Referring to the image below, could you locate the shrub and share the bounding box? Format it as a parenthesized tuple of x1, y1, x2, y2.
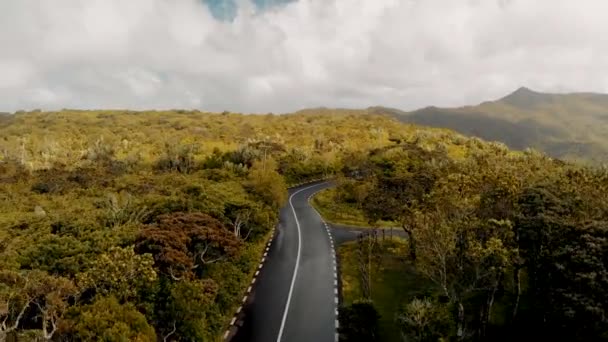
(338, 300, 381, 342)
(396, 298, 453, 342)
(61, 296, 156, 341)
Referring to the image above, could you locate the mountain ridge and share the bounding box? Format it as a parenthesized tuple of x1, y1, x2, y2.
(373, 87, 608, 163)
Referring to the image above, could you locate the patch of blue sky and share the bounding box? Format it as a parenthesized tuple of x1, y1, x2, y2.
(203, 0, 295, 20)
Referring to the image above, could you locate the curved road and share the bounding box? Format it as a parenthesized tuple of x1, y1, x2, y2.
(234, 181, 338, 342)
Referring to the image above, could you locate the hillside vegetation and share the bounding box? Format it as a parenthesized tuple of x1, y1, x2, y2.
(328, 138, 608, 341)
(374, 87, 608, 163)
(2, 109, 606, 341)
(0, 109, 466, 341)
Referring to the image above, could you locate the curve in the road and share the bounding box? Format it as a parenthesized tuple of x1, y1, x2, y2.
(232, 181, 338, 342)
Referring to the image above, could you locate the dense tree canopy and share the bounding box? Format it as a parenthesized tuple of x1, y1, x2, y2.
(2, 108, 604, 340)
(0, 109, 454, 340)
(330, 137, 608, 341)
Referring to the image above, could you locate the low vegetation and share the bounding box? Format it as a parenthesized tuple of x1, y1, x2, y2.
(312, 188, 395, 228)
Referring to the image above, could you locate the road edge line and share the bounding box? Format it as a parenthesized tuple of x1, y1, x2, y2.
(310, 193, 341, 342)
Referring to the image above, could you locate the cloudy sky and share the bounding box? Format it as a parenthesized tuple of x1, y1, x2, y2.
(1, 0, 607, 113)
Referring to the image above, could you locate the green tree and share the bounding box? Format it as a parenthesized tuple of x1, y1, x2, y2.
(516, 185, 608, 340)
(0, 270, 35, 342)
(77, 246, 157, 302)
(33, 274, 78, 341)
(1, 270, 77, 342)
(63, 296, 156, 341)
(246, 159, 287, 210)
(153, 279, 220, 341)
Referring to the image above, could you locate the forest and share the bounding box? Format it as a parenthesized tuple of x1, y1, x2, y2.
(1, 109, 606, 341)
(323, 135, 608, 341)
(0, 109, 424, 341)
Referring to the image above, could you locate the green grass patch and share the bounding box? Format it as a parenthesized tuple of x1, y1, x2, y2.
(339, 238, 434, 342)
(311, 188, 396, 228)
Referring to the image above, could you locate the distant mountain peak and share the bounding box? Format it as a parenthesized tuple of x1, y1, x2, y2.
(499, 86, 551, 108)
(507, 86, 537, 96)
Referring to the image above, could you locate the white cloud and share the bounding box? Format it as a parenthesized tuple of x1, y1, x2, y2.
(1, 0, 608, 113)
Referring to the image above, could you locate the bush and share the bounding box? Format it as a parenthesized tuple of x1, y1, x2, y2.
(31, 182, 52, 194)
(61, 296, 156, 341)
(396, 298, 453, 342)
(155, 143, 197, 174)
(338, 300, 381, 342)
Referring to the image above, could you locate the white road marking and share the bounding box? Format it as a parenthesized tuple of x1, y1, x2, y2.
(247, 286, 252, 293)
(223, 330, 230, 340)
(230, 317, 236, 325)
(255, 270, 260, 276)
(251, 278, 256, 284)
(276, 183, 324, 342)
(237, 306, 242, 314)
(335, 320, 339, 328)
(242, 296, 247, 303)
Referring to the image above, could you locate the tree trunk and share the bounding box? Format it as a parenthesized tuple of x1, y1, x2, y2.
(402, 225, 416, 261)
(477, 304, 486, 340)
(480, 284, 498, 339)
(512, 265, 521, 321)
(457, 301, 465, 340)
(357, 236, 371, 299)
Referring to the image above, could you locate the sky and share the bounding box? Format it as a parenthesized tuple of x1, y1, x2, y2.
(1, 0, 608, 113)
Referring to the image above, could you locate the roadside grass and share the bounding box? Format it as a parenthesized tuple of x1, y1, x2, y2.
(339, 238, 435, 342)
(311, 188, 396, 228)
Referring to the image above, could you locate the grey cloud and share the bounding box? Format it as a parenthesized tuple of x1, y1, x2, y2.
(1, 0, 608, 113)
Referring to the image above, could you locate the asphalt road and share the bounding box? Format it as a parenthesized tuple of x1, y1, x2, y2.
(233, 181, 338, 342)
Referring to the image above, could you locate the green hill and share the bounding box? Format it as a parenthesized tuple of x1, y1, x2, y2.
(373, 87, 608, 163)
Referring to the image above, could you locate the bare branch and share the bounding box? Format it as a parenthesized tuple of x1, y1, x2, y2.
(243, 227, 253, 241)
(168, 267, 183, 281)
(7, 299, 31, 332)
(163, 321, 177, 342)
(199, 242, 224, 264)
